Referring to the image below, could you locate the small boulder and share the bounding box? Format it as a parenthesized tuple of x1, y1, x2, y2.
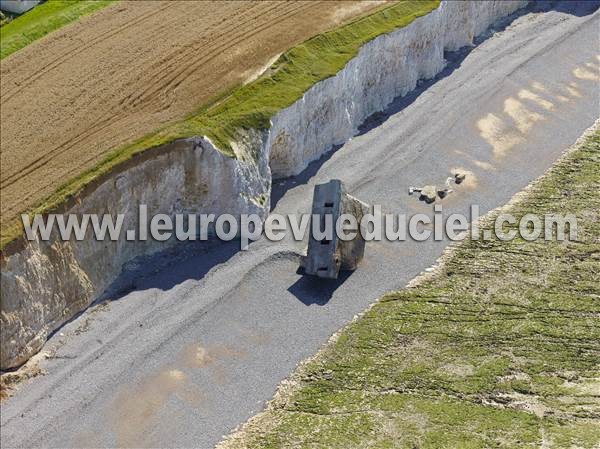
(454, 173, 466, 184)
(437, 188, 453, 199)
(419, 185, 437, 204)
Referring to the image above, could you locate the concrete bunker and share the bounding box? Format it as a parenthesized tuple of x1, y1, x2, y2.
(304, 180, 367, 279)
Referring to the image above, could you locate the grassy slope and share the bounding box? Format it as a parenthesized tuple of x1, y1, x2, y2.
(0, 0, 113, 60)
(221, 130, 600, 449)
(0, 0, 439, 249)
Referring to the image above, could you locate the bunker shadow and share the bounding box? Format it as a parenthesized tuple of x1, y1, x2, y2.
(288, 268, 353, 306)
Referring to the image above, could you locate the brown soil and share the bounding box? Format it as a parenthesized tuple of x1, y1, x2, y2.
(0, 0, 385, 230)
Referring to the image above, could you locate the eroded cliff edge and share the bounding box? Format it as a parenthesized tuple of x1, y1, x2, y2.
(0, 0, 526, 369)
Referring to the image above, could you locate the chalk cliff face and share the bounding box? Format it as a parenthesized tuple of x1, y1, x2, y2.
(1, 135, 269, 369)
(0, 0, 526, 369)
(267, 0, 527, 177)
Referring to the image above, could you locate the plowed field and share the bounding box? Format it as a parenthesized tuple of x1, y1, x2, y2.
(0, 0, 384, 234)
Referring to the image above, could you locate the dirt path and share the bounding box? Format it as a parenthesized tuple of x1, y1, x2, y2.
(0, 0, 384, 229)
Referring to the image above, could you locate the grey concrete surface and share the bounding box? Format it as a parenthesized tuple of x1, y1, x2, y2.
(304, 179, 366, 278)
(1, 2, 599, 448)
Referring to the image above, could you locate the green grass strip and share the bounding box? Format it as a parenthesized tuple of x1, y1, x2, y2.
(1, 0, 113, 60)
(1, 0, 439, 249)
(221, 131, 600, 448)
(191, 0, 440, 152)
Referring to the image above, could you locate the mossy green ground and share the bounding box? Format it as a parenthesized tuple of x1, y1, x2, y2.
(1, 0, 439, 248)
(221, 131, 600, 449)
(0, 0, 113, 60)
